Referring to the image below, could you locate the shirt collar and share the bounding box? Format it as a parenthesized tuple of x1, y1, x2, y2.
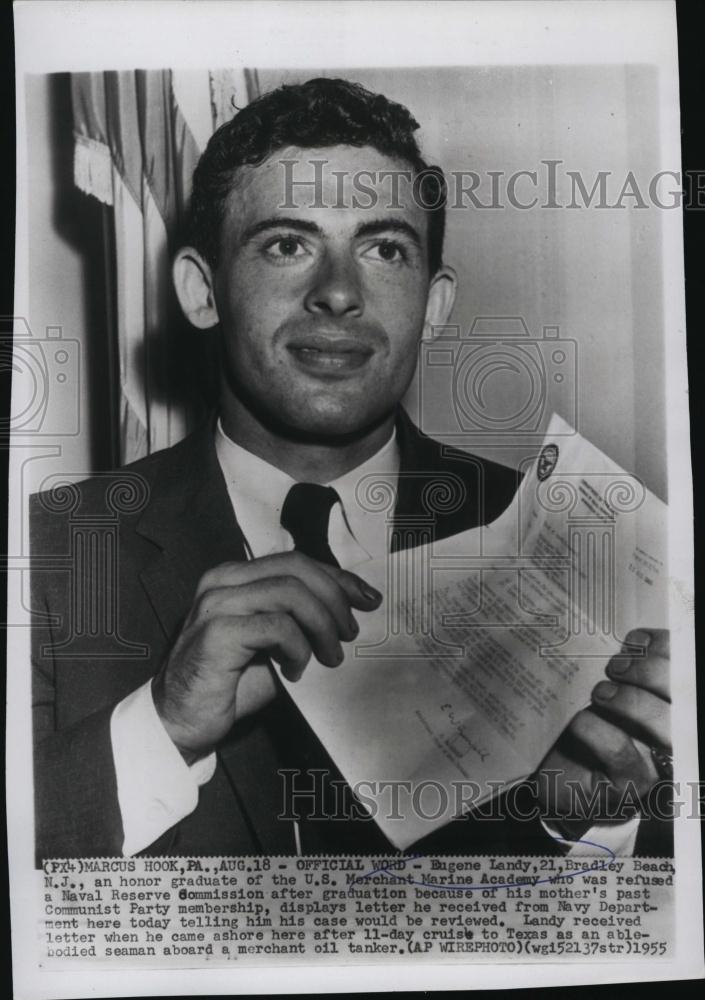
(214, 419, 400, 559)
(328, 431, 399, 554)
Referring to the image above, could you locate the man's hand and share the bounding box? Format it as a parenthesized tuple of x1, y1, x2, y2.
(151, 552, 382, 763)
(537, 628, 671, 836)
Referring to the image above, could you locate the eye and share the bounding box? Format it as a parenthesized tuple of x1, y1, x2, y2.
(363, 240, 408, 264)
(262, 234, 310, 261)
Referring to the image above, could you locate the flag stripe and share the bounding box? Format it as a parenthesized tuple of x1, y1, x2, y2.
(104, 71, 144, 210)
(72, 67, 257, 462)
(172, 70, 214, 152)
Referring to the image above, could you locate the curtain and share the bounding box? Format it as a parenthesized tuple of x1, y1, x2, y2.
(71, 68, 259, 464)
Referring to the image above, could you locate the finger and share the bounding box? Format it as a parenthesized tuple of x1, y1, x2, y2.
(591, 680, 671, 749)
(536, 748, 611, 834)
(605, 650, 670, 700)
(278, 557, 382, 631)
(192, 579, 345, 666)
(233, 660, 279, 719)
(622, 628, 670, 658)
(202, 612, 313, 683)
(314, 559, 384, 609)
(536, 745, 589, 817)
(568, 708, 656, 797)
(193, 557, 353, 636)
(541, 747, 642, 830)
(194, 553, 382, 624)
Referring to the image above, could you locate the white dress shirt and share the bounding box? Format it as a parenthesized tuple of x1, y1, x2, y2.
(111, 421, 639, 857)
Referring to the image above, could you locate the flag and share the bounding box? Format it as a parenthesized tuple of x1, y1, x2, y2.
(71, 68, 259, 464)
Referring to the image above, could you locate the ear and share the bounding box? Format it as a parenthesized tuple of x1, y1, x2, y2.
(172, 247, 220, 329)
(422, 264, 457, 338)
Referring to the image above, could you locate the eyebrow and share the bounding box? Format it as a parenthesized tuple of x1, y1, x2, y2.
(353, 218, 422, 248)
(241, 215, 423, 249)
(241, 217, 322, 242)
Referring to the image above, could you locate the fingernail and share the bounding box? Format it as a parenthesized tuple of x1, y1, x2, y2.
(594, 680, 619, 700)
(335, 643, 345, 664)
(627, 629, 651, 649)
(349, 613, 360, 635)
(608, 656, 630, 675)
(360, 581, 382, 602)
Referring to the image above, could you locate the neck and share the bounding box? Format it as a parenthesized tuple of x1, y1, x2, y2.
(219, 398, 397, 483)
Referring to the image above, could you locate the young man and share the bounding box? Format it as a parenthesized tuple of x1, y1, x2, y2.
(32, 78, 671, 860)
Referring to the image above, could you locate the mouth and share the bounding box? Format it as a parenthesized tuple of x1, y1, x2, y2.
(286, 335, 374, 375)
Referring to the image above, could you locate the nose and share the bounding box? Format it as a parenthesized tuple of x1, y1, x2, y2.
(304, 248, 363, 317)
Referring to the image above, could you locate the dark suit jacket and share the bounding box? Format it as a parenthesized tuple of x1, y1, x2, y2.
(31, 409, 670, 861)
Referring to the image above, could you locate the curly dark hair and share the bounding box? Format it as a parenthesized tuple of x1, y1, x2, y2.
(188, 77, 447, 274)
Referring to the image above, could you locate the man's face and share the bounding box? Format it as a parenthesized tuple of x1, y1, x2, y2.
(208, 144, 452, 440)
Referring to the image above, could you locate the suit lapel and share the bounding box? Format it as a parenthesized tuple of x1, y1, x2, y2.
(393, 407, 481, 548)
(135, 421, 249, 639)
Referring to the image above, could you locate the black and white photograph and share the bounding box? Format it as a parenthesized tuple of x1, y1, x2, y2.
(7, 1, 702, 995)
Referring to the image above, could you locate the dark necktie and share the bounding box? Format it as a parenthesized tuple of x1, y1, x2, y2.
(280, 482, 341, 567)
(278, 482, 382, 852)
